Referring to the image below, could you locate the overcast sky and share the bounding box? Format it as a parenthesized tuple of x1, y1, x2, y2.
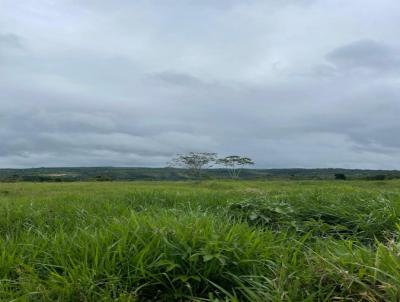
(1, 0, 400, 169)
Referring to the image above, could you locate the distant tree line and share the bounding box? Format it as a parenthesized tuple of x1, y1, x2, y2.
(1, 166, 399, 182)
(334, 173, 388, 181)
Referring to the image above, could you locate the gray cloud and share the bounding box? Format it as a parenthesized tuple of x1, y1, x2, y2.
(0, 0, 400, 168)
(150, 71, 205, 87)
(0, 33, 23, 49)
(326, 39, 400, 74)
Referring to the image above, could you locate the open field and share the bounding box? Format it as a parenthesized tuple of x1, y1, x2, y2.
(1, 180, 400, 301)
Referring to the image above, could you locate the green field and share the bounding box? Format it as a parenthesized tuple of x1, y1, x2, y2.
(1, 180, 400, 301)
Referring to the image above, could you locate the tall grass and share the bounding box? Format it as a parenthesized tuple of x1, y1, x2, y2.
(0, 180, 400, 301)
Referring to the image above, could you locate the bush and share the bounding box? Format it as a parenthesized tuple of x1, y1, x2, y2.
(334, 173, 346, 180)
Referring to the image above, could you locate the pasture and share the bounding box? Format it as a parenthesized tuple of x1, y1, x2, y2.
(1, 180, 400, 301)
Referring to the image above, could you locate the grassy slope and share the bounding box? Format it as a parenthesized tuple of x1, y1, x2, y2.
(0, 180, 400, 301)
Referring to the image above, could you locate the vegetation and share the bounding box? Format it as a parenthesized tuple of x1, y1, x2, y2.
(334, 173, 347, 180)
(1, 180, 400, 301)
(168, 152, 218, 180)
(216, 156, 255, 179)
(2, 167, 400, 182)
(167, 153, 255, 180)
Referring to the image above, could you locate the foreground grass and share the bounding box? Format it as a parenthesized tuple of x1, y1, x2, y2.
(0, 180, 400, 301)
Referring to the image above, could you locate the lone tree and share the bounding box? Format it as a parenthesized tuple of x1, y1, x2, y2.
(168, 152, 217, 180)
(217, 155, 254, 179)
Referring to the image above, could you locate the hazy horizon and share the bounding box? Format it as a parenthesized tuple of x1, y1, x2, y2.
(1, 1, 400, 169)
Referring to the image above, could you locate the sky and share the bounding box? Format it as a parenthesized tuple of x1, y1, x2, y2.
(1, 0, 400, 169)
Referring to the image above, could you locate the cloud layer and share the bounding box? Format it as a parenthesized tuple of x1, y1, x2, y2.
(1, 0, 400, 168)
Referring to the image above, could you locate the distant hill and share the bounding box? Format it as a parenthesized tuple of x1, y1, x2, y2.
(1, 167, 399, 182)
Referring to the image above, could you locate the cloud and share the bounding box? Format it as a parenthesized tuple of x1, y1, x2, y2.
(150, 71, 205, 87)
(0, 33, 23, 49)
(0, 0, 400, 168)
(326, 39, 400, 74)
